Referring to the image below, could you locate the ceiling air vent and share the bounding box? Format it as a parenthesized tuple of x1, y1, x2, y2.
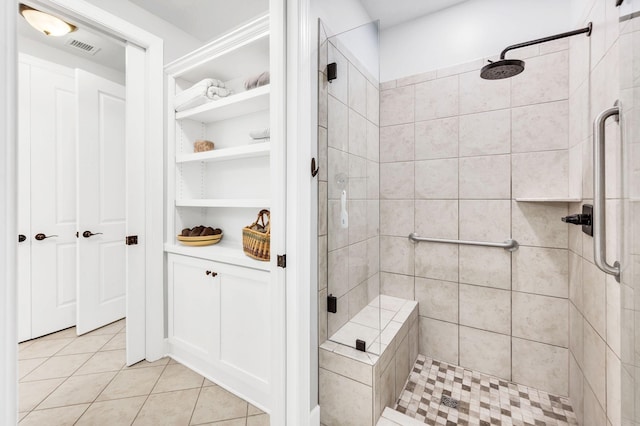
(65, 38, 101, 56)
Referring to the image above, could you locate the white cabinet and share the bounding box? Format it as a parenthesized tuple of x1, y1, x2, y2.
(167, 253, 271, 406)
(163, 10, 285, 417)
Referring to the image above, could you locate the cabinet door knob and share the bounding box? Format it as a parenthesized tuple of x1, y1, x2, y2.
(206, 270, 211, 275)
(211, 272, 218, 278)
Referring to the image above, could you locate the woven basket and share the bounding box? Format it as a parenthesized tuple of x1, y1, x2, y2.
(242, 209, 270, 261)
(194, 139, 214, 152)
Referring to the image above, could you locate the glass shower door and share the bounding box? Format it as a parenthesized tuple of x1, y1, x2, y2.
(319, 20, 383, 353)
(620, 1, 640, 423)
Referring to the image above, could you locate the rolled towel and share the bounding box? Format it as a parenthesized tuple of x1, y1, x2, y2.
(206, 86, 231, 99)
(174, 78, 225, 111)
(249, 128, 270, 140)
(244, 71, 270, 90)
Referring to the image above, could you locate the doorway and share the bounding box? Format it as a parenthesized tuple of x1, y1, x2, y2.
(1, 0, 164, 423)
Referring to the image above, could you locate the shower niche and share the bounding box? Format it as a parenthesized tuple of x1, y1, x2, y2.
(317, 19, 418, 425)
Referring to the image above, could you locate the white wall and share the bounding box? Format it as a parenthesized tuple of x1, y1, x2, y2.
(83, 0, 201, 63)
(312, 0, 372, 37)
(380, 0, 572, 81)
(18, 37, 125, 84)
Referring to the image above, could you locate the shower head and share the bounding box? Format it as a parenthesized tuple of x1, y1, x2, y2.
(480, 59, 525, 80)
(480, 22, 592, 80)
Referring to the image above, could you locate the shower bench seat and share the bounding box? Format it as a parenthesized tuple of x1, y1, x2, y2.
(319, 295, 419, 426)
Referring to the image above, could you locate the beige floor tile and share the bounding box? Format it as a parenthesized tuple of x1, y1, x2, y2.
(152, 363, 204, 393)
(126, 356, 170, 369)
(198, 419, 247, 426)
(18, 358, 47, 380)
(19, 404, 89, 426)
(203, 379, 217, 387)
(191, 386, 248, 425)
(75, 395, 146, 425)
(18, 338, 74, 360)
(75, 349, 126, 375)
(102, 333, 126, 351)
(22, 353, 92, 382)
(39, 327, 78, 340)
(18, 378, 65, 412)
(56, 334, 113, 355)
(247, 404, 264, 416)
(247, 414, 270, 426)
(18, 411, 29, 421)
(97, 366, 165, 401)
(85, 319, 126, 336)
(38, 371, 116, 409)
(133, 388, 200, 425)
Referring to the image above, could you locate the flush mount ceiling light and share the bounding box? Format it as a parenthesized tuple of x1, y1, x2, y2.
(19, 4, 77, 36)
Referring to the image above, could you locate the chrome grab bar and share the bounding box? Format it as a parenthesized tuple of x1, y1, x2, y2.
(593, 102, 621, 282)
(408, 233, 519, 252)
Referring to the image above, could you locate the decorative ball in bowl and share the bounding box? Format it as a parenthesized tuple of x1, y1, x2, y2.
(177, 226, 223, 246)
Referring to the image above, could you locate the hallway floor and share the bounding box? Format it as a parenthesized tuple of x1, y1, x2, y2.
(395, 355, 577, 426)
(18, 319, 269, 425)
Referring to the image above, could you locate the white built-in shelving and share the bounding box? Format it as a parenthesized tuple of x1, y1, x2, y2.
(175, 85, 270, 122)
(175, 198, 271, 208)
(164, 241, 269, 271)
(176, 141, 270, 163)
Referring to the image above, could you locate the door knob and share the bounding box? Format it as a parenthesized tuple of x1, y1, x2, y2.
(82, 230, 103, 238)
(35, 233, 58, 241)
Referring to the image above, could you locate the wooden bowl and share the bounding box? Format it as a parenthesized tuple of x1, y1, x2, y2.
(177, 233, 223, 246)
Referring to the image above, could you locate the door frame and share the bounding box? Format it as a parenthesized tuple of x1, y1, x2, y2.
(0, 0, 164, 422)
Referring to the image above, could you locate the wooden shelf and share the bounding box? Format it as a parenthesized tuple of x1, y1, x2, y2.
(176, 142, 270, 164)
(165, 241, 270, 271)
(176, 198, 271, 208)
(515, 198, 582, 203)
(176, 85, 270, 123)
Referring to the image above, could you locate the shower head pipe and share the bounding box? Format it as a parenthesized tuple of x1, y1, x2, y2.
(499, 22, 592, 60)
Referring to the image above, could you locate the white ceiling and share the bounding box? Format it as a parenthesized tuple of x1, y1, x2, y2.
(17, 7, 125, 72)
(129, 0, 269, 42)
(360, 0, 470, 28)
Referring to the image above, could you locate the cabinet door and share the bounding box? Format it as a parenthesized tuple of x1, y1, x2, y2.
(218, 265, 270, 383)
(168, 255, 217, 358)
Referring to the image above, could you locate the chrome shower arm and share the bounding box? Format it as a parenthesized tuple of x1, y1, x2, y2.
(499, 22, 592, 59)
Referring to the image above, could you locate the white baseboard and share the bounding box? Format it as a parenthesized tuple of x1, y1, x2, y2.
(309, 405, 320, 426)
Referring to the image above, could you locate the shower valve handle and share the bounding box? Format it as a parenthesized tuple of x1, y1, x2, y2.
(561, 213, 591, 226)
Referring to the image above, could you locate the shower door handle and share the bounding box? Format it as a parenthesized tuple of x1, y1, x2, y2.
(593, 102, 620, 282)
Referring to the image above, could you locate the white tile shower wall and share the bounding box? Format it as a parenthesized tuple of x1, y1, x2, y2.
(379, 38, 574, 397)
(319, 35, 381, 342)
(567, 1, 626, 426)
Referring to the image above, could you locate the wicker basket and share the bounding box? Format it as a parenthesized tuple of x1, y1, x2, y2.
(242, 209, 270, 261)
(194, 139, 214, 152)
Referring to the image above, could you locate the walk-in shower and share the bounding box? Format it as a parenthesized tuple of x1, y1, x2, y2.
(480, 22, 592, 80)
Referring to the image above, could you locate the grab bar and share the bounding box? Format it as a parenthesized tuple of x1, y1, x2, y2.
(593, 102, 621, 282)
(408, 233, 519, 252)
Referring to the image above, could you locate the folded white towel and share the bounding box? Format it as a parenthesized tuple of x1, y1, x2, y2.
(174, 78, 226, 111)
(249, 128, 270, 139)
(206, 86, 231, 99)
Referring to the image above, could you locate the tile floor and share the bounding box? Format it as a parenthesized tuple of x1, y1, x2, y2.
(395, 355, 577, 426)
(18, 319, 270, 425)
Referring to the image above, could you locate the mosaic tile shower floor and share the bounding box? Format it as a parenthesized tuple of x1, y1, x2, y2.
(395, 355, 578, 426)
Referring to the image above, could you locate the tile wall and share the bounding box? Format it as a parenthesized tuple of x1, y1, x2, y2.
(378, 38, 574, 396)
(567, 1, 627, 425)
(318, 26, 381, 344)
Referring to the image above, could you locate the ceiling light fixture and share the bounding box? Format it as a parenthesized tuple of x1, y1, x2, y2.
(19, 4, 77, 36)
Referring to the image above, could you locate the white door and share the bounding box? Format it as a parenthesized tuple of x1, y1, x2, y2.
(28, 62, 78, 338)
(76, 69, 126, 335)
